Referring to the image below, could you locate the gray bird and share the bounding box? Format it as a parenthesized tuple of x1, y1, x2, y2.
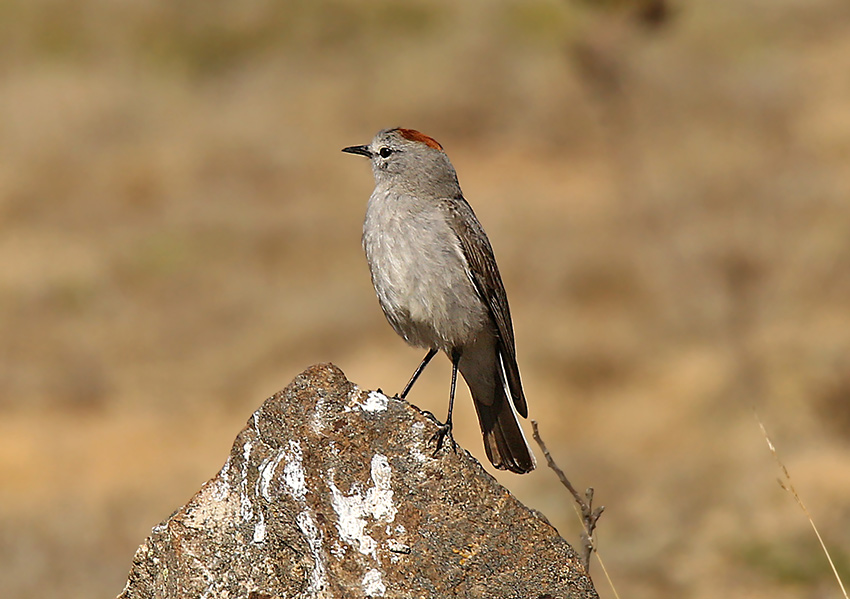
(343, 128, 535, 474)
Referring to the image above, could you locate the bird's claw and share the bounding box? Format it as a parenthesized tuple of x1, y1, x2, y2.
(430, 422, 456, 457)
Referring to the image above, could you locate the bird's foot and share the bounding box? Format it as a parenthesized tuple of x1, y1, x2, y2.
(430, 421, 456, 457)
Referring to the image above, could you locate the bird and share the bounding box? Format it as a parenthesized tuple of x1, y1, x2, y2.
(342, 127, 535, 474)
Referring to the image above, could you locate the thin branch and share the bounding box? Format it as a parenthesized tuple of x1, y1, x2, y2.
(531, 420, 605, 572)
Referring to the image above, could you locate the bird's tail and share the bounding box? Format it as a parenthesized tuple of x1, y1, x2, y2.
(459, 340, 535, 474)
(471, 383, 536, 474)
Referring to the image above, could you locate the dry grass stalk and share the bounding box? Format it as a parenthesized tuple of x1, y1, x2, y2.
(755, 412, 848, 599)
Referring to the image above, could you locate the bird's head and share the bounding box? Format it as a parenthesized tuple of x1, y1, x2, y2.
(343, 128, 460, 198)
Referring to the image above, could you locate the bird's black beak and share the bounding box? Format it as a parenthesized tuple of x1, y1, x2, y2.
(341, 145, 372, 158)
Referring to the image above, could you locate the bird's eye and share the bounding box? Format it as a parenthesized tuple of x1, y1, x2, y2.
(379, 147, 392, 158)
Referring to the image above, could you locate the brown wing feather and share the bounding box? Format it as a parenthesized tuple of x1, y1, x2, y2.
(441, 197, 528, 418)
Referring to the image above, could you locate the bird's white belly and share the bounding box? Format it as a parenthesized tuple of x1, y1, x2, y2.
(363, 197, 488, 352)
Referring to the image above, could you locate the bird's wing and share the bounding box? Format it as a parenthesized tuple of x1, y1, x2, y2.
(441, 197, 528, 418)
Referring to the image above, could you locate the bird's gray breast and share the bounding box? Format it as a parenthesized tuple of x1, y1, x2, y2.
(362, 189, 489, 351)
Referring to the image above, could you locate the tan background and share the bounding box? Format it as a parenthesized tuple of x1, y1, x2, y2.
(1, 1, 849, 597)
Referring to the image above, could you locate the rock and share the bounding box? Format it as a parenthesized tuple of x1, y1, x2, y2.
(118, 363, 598, 599)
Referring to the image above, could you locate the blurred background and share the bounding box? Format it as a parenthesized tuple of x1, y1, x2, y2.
(1, 0, 849, 597)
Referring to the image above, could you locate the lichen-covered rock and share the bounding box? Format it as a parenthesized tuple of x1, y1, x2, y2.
(118, 363, 597, 599)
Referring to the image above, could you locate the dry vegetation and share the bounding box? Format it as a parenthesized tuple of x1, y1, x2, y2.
(1, 1, 849, 597)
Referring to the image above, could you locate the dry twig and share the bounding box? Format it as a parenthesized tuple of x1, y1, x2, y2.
(531, 420, 614, 594)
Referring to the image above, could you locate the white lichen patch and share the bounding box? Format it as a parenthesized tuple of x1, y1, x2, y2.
(240, 441, 254, 521)
(362, 391, 389, 412)
(257, 440, 307, 504)
(329, 479, 377, 557)
(345, 388, 389, 413)
(253, 511, 266, 544)
(258, 451, 285, 502)
(296, 511, 327, 594)
(329, 453, 397, 559)
(365, 455, 397, 522)
(283, 441, 306, 502)
(362, 568, 386, 597)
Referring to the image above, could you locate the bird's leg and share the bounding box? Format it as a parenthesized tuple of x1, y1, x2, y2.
(398, 348, 438, 399)
(432, 349, 461, 455)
